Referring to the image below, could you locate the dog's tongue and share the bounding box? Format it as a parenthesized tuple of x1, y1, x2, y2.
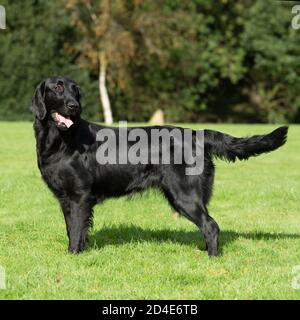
(53, 112, 73, 128)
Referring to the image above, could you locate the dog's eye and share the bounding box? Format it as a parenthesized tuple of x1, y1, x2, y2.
(54, 84, 64, 93)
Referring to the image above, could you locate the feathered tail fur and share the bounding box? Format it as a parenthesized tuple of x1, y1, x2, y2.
(204, 126, 288, 162)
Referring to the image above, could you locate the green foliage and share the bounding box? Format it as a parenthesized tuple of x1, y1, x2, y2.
(0, 0, 100, 121)
(241, 0, 300, 123)
(0, 0, 299, 123)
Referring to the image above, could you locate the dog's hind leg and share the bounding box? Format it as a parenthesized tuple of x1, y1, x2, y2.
(197, 207, 220, 256)
(163, 187, 219, 256)
(183, 205, 219, 256)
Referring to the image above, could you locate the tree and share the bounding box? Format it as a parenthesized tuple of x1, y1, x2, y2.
(64, 0, 139, 124)
(0, 1, 70, 120)
(241, 0, 300, 123)
(0, 0, 98, 121)
(1, 0, 300, 123)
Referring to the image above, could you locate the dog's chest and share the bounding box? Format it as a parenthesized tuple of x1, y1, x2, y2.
(39, 154, 92, 197)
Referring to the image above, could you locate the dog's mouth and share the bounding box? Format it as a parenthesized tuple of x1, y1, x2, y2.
(51, 112, 74, 130)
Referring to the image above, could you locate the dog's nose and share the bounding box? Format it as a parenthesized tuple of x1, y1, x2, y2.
(67, 104, 79, 111)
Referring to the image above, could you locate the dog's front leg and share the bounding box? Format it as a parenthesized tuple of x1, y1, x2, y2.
(60, 196, 93, 253)
(69, 200, 93, 253)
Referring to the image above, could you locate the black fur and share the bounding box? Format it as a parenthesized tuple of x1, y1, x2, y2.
(32, 77, 288, 256)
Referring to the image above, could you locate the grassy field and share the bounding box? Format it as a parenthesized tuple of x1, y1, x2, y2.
(0, 122, 299, 300)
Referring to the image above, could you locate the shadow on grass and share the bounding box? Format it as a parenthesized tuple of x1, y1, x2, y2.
(90, 224, 300, 253)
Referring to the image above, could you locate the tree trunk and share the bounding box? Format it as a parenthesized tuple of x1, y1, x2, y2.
(99, 51, 113, 125)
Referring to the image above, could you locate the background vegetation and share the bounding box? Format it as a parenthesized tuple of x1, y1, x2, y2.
(1, 0, 300, 123)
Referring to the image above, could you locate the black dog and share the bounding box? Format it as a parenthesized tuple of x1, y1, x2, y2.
(32, 76, 288, 256)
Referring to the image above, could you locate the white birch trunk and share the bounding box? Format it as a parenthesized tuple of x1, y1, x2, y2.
(99, 52, 113, 125)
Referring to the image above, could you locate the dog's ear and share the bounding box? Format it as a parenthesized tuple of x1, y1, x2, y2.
(76, 84, 82, 101)
(31, 81, 47, 120)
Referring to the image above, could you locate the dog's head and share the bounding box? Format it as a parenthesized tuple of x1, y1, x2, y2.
(31, 77, 82, 130)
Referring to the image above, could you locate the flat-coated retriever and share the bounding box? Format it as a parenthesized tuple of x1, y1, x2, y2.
(32, 76, 288, 256)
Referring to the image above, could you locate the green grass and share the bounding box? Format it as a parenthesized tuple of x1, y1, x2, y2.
(0, 122, 300, 299)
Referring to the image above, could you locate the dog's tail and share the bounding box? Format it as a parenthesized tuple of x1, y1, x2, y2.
(204, 126, 288, 162)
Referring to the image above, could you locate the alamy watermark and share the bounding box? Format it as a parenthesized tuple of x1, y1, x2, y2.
(95, 121, 204, 176)
(291, 265, 300, 289)
(0, 5, 5, 30)
(291, 5, 300, 30)
(0, 266, 5, 289)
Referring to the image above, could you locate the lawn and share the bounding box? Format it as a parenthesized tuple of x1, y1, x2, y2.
(0, 122, 299, 300)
